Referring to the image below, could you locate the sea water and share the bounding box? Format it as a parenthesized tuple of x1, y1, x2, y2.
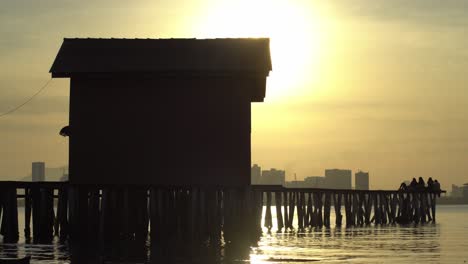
(1, 205, 467, 263)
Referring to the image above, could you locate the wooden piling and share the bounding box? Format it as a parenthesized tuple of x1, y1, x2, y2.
(390, 194, 398, 224)
(313, 192, 323, 228)
(352, 193, 358, 226)
(24, 187, 32, 240)
(275, 191, 284, 232)
(357, 193, 364, 226)
(264, 191, 273, 232)
(1, 187, 19, 243)
(253, 190, 263, 235)
(344, 193, 351, 226)
(300, 192, 307, 229)
(297, 192, 304, 231)
(364, 194, 372, 225)
(381, 193, 388, 224)
(56, 186, 68, 242)
(283, 191, 289, 231)
(306, 193, 313, 228)
(287, 192, 295, 230)
(373, 193, 380, 225)
(324, 192, 331, 228)
(333, 192, 343, 227)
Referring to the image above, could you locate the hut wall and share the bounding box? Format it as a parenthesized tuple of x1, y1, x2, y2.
(69, 75, 261, 186)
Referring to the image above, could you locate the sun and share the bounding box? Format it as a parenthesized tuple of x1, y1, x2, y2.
(195, 0, 324, 100)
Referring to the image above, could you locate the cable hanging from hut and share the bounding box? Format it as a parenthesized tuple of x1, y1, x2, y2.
(0, 78, 53, 118)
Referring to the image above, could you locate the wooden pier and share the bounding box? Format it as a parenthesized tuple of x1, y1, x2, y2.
(0, 181, 445, 244)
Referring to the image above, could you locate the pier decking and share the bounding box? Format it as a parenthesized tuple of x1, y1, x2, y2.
(0, 181, 445, 244)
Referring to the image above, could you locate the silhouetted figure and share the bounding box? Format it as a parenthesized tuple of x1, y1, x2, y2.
(399, 182, 407, 191)
(433, 180, 441, 196)
(416, 177, 426, 191)
(427, 177, 434, 190)
(408, 178, 417, 191)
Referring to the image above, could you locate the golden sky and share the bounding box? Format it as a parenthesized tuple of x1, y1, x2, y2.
(1, 0, 468, 188)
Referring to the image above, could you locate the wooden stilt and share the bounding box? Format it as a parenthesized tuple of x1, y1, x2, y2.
(314, 192, 323, 228)
(324, 192, 331, 228)
(373, 193, 379, 224)
(333, 192, 343, 227)
(254, 190, 263, 235)
(288, 192, 295, 230)
(275, 191, 284, 232)
(283, 191, 289, 231)
(352, 193, 358, 226)
(306, 193, 313, 228)
(364, 193, 372, 225)
(297, 192, 304, 231)
(24, 188, 32, 240)
(264, 192, 273, 232)
(57, 186, 68, 242)
(344, 193, 352, 226)
(357, 193, 364, 226)
(1, 187, 19, 243)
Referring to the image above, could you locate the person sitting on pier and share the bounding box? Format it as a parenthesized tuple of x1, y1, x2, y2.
(408, 178, 418, 191)
(399, 182, 408, 191)
(416, 177, 426, 191)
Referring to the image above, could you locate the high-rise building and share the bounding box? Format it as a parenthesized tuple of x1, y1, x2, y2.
(251, 164, 261, 185)
(324, 169, 352, 189)
(355, 171, 369, 190)
(261, 168, 285, 186)
(32, 162, 45, 182)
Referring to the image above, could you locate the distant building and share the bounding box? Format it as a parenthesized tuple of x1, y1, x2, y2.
(463, 184, 468, 199)
(325, 169, 352, 189)
(355, 171, 369, 190)
(285, 180, 303, 188)
(451, 184, 464, 197)
(46, 166, 68, 181)
(304, 176, 326, 188)
(261, 168, 285, 186)
(251, 164, 261, 185)
(32, 162, 45, 182)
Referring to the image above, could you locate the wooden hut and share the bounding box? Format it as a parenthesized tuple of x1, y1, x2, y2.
(50, 38, 271, 186)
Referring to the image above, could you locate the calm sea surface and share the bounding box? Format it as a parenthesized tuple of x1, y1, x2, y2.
(1, 205, 468, 263)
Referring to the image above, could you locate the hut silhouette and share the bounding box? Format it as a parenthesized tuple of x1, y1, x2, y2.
(50, 38, 272, 186)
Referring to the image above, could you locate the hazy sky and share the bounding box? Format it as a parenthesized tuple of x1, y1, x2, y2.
(1, 0, 468, 189)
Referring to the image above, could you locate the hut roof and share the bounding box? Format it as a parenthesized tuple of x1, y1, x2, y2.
(50, 38, 272, 77)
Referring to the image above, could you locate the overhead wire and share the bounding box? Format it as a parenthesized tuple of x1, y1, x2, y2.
(0, 78, 53, 118)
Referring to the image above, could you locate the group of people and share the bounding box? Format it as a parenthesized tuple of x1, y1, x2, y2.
(399, 177, 441, 192)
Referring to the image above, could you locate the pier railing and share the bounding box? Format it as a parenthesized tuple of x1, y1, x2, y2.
(0, 181, 445, 244)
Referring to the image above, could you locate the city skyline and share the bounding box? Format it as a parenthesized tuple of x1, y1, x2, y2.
(8, 160, 468, 190)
